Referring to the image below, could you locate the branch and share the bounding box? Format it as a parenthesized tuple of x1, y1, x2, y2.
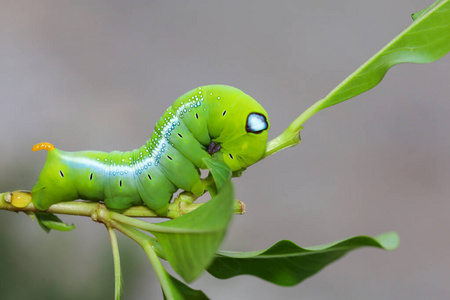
(0, 191, 246, 219)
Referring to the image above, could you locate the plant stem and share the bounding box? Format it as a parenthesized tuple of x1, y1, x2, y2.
(0, 192, 245, 219)
(92, 205, 164, 257)
(140, 242, 175, 300)
(109, 211, 202, 234)
(262, 97, 328, 159)
(106, 225, 123, 300)
(107, 219, 173, 298)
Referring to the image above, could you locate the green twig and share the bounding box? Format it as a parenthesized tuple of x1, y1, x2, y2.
(262, 97, 329, 159)
(106, 225, 123, 300)
(94, 206, 166, 259)
(105, 219, 172, 298)
(0, 192, 245, 219)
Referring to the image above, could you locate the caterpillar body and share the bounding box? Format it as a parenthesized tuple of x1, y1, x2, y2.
(31, 85, 270, 216)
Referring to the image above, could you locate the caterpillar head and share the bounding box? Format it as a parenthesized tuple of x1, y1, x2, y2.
(207, 88, 270, 171)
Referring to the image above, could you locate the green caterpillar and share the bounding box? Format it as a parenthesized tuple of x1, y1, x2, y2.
(31, 85, 270, 215)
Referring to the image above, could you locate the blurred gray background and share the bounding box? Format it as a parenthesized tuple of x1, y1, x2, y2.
(1, 0, 449, 299)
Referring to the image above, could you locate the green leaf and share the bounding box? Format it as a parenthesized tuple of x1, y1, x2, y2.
(149, 177, 234, 282)
(34, 212, 75, 233)
(207, 232, 399, 286)
(163, 272, 209, 300)
(280, 0, 450, 140)
(202, 157, 231, 190)
(320, 0, 450, 110)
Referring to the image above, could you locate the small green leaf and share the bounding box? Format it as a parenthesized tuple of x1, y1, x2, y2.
(411, 8, 428, 21)
(207, 232, 399, 286)
(411, 0, 443, 21)
(150, 179, 234, 282)
(163, 272, 209, 300)
(202, 157, 231, 190)
(34, 212, 75, 233)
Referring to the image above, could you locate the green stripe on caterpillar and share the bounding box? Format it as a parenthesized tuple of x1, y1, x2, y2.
(31, 85, 270, 216)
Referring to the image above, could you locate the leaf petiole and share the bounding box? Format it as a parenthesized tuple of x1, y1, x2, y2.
(106, 225, 123, 300)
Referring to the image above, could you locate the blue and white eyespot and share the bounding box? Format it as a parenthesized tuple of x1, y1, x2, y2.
(246, 113, 268, 134)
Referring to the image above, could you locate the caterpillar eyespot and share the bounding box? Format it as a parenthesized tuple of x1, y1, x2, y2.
(31, 85, 270, 216)
(246, 112, 269, 134)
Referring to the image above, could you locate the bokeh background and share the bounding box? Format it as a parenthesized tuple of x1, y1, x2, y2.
(1, 0, 449, 299)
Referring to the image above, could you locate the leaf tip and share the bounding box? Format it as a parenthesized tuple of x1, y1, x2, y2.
(374, 231, 400, 251)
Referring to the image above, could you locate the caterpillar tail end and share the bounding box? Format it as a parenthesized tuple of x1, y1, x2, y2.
(32, 142, 55, 152)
